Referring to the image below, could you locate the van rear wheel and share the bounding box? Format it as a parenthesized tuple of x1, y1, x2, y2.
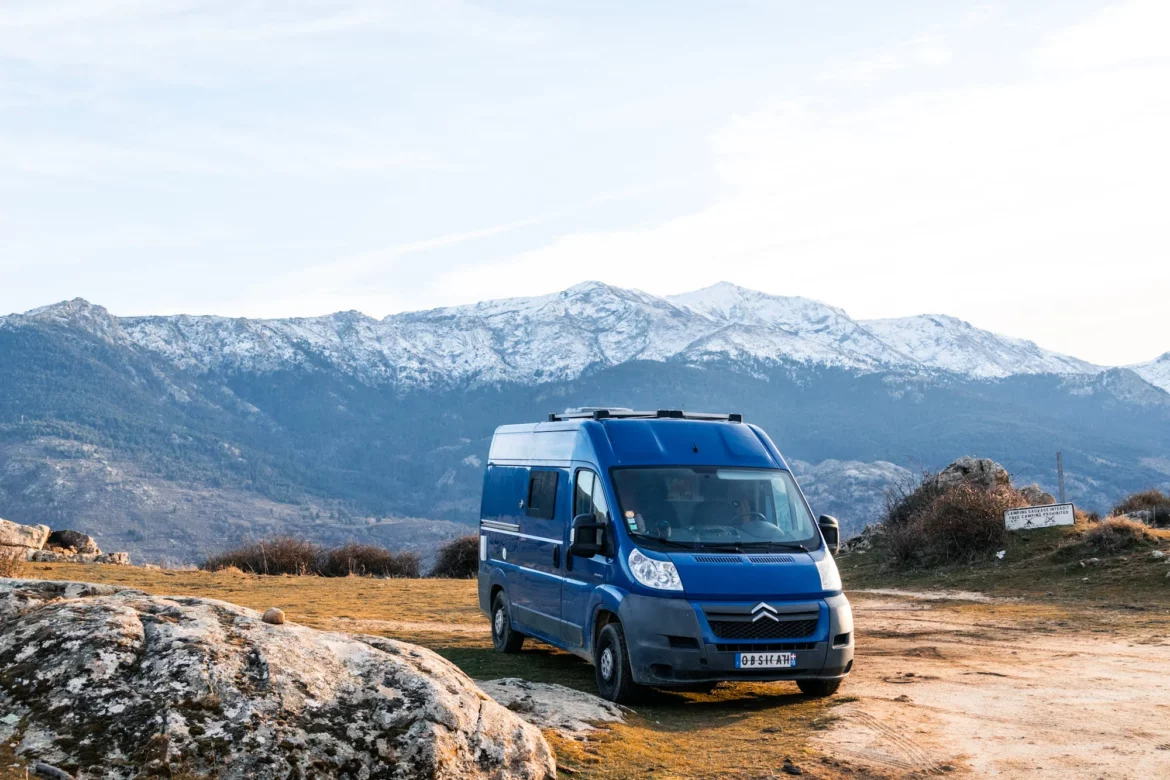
(797, 678, 841, 697)
(594, 623, 641, 704)
(491, 592, 525, 653)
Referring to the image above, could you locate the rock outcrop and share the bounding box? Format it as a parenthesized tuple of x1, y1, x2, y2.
(936, 457, 1010, 491)
(476, 678, 627, 739)
(1018, 484, 1057, 506)
(0, 518, 50, 551)
(27, 550, 130, 565)
(0, 580, 555, 779)
(45, 530, 101, 555)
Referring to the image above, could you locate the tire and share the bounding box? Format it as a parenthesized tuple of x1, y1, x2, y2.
(491, 592, 525, 654)
(594, 623, 642, 704)
(797, 678, 842, 697)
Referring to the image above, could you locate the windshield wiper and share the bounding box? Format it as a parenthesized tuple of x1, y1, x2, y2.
(709, 541, 810, 553)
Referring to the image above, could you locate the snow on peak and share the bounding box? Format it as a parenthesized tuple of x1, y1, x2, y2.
(861, 314, 1099, 378)
(1131, 352, 1170, 393)
(15, 298, 124, 342)
(2, 283, 1133, 388)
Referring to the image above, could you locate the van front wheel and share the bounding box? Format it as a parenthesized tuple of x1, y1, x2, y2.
(594, 623, 641, 704)
(491, 592, 525, 653)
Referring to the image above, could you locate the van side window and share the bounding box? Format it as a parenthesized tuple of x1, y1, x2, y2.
(574, 469, 614, 556)
(526, 470, 559, 520)
(574, 471, 595, 517)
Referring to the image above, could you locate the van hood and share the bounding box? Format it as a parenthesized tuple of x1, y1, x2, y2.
(667, 550, 827, 600)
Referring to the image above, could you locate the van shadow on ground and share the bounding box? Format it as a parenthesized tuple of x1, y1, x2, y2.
(438, 642, 825, 734)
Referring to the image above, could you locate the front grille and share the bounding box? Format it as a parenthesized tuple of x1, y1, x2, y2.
(708, 618, 819, 640)
(716, 641, 817, 653)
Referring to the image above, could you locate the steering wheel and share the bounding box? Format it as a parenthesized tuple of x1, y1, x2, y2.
(731, 512, 769, 525)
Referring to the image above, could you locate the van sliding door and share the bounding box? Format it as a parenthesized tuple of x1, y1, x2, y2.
(506, 468, 566, 640)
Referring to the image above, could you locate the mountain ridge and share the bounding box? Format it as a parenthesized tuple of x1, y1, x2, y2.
(2, 284, 1169, 564)
(7, 281, 1160, 390)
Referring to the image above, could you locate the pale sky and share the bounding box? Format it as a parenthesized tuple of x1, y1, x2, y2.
(2, 1, 1167, 365)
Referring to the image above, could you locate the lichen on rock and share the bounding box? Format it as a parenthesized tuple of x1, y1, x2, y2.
(0, 579, 554, 779)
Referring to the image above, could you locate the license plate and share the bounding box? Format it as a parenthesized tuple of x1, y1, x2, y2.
(736, 652, 797, 669)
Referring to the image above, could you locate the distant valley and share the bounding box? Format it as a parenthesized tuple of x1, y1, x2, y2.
(2, 281, 1167, 563)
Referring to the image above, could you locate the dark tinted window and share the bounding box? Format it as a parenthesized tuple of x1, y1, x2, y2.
(526, 470, 558, 520)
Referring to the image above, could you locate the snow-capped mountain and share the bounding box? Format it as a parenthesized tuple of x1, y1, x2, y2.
(861, 314, 1099, 378)
(2, 281, 1148, 388)
(4, 282, 1169, 561)
(1131, 353, 1170, 394)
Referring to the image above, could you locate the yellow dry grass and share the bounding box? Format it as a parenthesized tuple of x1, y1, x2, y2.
(6, 564, 846, 779)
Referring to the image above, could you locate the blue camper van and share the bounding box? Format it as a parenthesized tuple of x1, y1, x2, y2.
(477, 408, 853, 703)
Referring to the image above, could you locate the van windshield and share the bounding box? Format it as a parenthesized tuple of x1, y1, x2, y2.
(611, 467, 820, 551)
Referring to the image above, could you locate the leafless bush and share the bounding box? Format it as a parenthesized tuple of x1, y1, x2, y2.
(913, 484, 1023, 564)
(1112, 489, 1170, 526)
(320, 543, 421, 578)
(430, 535, 480, 579)
(202, 537, 322, 576)
(1080, 516, 1157, 555)
(878, 471, 1027, 567)
(202, 538, 420, 578)
(0, 547, 28, 578)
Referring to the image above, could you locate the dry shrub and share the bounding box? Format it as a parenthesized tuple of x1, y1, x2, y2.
(202, 536, 322, 576)
(320, 543, 421, 578)
(1080, 516, 1157, 555)
(0, 547, 28, 578)
(430, 535, 479, 579)
(1112, 489, 1170, 526)
(880, 473, 1026, 567)
(914, 484, 1023, 564)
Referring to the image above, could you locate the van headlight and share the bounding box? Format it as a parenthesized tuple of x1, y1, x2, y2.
(815, 553, 842, 592)
(628, 548, 683, 591)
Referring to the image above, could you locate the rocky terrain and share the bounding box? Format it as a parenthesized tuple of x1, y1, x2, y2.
(0, 518, 129, 566)
(0, 579, 554, 779)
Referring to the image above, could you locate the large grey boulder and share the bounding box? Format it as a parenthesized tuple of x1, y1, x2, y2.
(0, 580, 554, 780)
(936, 457, 1010, 491)
(0, 518, 50, 551)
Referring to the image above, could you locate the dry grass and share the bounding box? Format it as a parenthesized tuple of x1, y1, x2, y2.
(430, 535, 478, 578)
(0, 546, 28, 578)
(1079, 516, 1158, 555)
(16, 562, 847, 779)
(1113, 489, 1170, 525)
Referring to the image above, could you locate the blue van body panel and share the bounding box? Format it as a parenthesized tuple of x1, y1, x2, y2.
(478, 416, 854, 687)
(665, 552, 828, 601)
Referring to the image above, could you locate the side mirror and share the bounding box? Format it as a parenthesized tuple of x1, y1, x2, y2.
(570, 513, 605, 558)
(818, 515, 840, 554)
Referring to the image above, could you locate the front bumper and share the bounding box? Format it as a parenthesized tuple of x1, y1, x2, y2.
(617, 593, 854, 687)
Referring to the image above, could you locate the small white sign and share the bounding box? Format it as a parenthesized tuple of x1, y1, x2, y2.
(1004, 503, 1075, 531)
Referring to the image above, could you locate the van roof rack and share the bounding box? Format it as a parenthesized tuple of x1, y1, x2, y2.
(547, 408, 743, 423)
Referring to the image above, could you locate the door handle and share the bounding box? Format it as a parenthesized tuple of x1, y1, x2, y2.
(553, 547, 560, 568)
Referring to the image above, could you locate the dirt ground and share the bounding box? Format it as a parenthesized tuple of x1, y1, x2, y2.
(818, 590, 1170, 778)
(5, 565, 1170, 778)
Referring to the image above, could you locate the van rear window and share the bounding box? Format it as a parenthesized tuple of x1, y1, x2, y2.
(526, 470, 559, 519)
